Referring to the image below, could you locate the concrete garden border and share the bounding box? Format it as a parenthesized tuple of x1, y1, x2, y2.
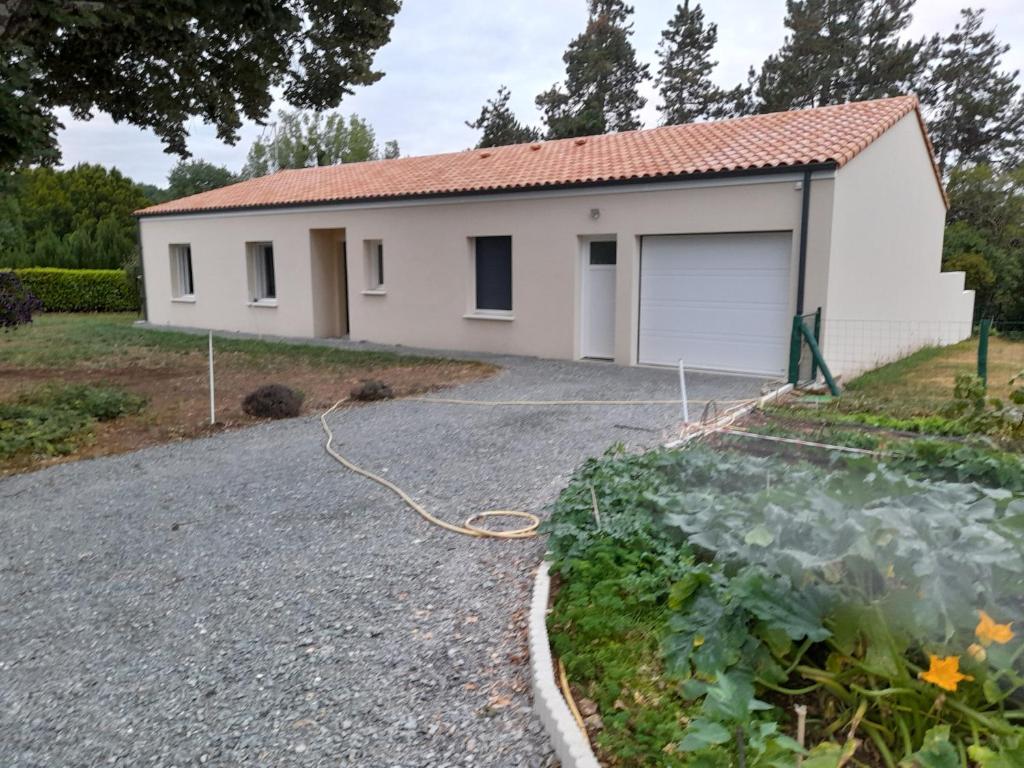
(529, 382, 795, 767)
(529, 560, 601, 768)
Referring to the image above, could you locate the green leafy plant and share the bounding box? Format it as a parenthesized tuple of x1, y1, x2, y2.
(0, 383, 147, 460)
(0, 402, 93, 458)
(18, 383, 147, 421)
(545, 444, 1024, 766)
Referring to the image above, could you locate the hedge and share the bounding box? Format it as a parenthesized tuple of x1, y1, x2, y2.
(8, 268, 139, 312)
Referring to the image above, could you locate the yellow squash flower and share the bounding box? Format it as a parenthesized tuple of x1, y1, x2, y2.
(920, 655, 973, 692)
(976, 611, 1014, 646)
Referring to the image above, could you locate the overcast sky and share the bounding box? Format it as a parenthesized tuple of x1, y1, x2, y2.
(55, 0, 1024, 186)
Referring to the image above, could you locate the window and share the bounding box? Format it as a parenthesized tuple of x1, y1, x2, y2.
(247, 242, 276, 303)
(589, 240, 617, 265)
(365, 239, 384, 290)
(169, 244, 194, 299)
(473, 236, 512, 312)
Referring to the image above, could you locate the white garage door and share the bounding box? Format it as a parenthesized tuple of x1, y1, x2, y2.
(639, 233, 792, 376)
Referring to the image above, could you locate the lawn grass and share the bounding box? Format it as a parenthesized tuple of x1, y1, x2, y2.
(764, 335, 1024, 451)
(841, 335, 1024, 416)
(0, 312, 448, 370)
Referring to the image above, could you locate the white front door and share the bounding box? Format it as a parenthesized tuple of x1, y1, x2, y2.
(638, 232, 792, 375)
(582, 240, 617, 359)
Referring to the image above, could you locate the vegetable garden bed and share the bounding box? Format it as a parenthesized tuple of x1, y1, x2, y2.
(543, 425, 1024, 766)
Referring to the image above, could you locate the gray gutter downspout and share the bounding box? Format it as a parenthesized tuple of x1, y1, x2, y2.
(135, 218, 147, 321)
(795, 169, 812, 315)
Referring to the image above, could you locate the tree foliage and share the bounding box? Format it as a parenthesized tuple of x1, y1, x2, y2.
(466, 86, 541, 148)
(751, 0, 928, 113)
(0, 165, 147, 269)
(943, 164, 1024, 321)
(920, 8, 1024, 173)
(535, 0, 650, 139)
(655, 2, 744, 124)
(167, 160, 237, 200)
(242, 111, 398, 178)
(0, 0, 400, 169)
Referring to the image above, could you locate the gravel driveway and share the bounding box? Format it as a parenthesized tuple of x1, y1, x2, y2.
(0, 354, 770, 768)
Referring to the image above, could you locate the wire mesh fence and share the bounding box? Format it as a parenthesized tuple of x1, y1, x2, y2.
(785, 313, 1023, 397)
(819, 318, 973, 382)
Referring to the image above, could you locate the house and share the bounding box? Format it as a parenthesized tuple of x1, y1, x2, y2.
(136, 95, 973, 379)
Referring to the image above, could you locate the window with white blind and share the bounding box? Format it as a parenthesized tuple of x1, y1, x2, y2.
(169, 244, 194, 299)
(246, 242, 277, 303)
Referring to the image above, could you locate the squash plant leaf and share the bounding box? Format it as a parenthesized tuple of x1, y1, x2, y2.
(730, 567, 832, 642)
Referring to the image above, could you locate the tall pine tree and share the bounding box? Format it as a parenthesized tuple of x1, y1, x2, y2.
(656, 2, 738, 124)
(753, 0, 928, 113)
(535, 0, 650, 139)
(921, 8, 1024, 173)
(466, 86, 541, 148)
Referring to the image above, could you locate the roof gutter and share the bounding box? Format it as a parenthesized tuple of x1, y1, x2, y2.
(135, 217, 147, 322)
(135, 161, 838, 219)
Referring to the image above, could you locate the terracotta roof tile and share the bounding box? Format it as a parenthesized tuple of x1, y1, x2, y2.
(139, 95, 937, 216)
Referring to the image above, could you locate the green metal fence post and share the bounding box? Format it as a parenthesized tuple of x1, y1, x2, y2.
(788, 315, 802, 385)
(800, 320, 840, 397)
(811, 307, 822, 381)
(978, 318, 992, 387)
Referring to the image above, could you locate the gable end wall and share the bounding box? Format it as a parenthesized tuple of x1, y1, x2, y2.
(823, 112, 974, 378)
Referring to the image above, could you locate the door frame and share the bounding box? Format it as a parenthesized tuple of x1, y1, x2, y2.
(338, 238, 349, 336)
(579, 235, 618, 360)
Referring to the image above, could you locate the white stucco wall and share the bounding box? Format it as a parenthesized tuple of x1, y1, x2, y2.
(140, 174, 833, 367)
(823, 112, 974, 378)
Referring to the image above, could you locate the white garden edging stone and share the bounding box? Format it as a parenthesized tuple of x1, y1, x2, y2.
(529, 561, 601, 768)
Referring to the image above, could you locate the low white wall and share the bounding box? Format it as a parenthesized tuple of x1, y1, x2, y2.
(823, 112, 975, 379)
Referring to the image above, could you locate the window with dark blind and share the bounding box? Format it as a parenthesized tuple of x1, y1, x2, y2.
(365, 239, 384, 289)
(474, 236, 512, 312)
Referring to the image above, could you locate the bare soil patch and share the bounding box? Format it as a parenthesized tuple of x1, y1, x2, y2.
(0, 345, 493, 476)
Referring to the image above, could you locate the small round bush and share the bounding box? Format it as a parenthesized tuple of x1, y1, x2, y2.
(242, 384, 304, 419)
(0, 271, 44, 329)
(350, 379, 394, 402)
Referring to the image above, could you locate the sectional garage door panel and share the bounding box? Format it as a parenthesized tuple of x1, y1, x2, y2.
(639, 233, 792, 375)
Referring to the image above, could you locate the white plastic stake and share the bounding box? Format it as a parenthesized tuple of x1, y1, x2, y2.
(678, 358, 690, 423)
(208, 331, 216, 426)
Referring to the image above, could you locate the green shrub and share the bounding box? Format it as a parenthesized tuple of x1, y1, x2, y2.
(9, 267, 139, 312)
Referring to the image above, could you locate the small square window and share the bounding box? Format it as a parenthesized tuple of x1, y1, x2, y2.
(364, 240, 384, 290)
(589, 241, 617, 265)
(473, 236, 512, 312)
(246, 242, 276, 302)
(170, 244, 194, 298)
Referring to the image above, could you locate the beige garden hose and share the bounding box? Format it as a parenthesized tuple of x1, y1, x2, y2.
(319, 393, 757, 540)
(320, 398, 540, 538)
